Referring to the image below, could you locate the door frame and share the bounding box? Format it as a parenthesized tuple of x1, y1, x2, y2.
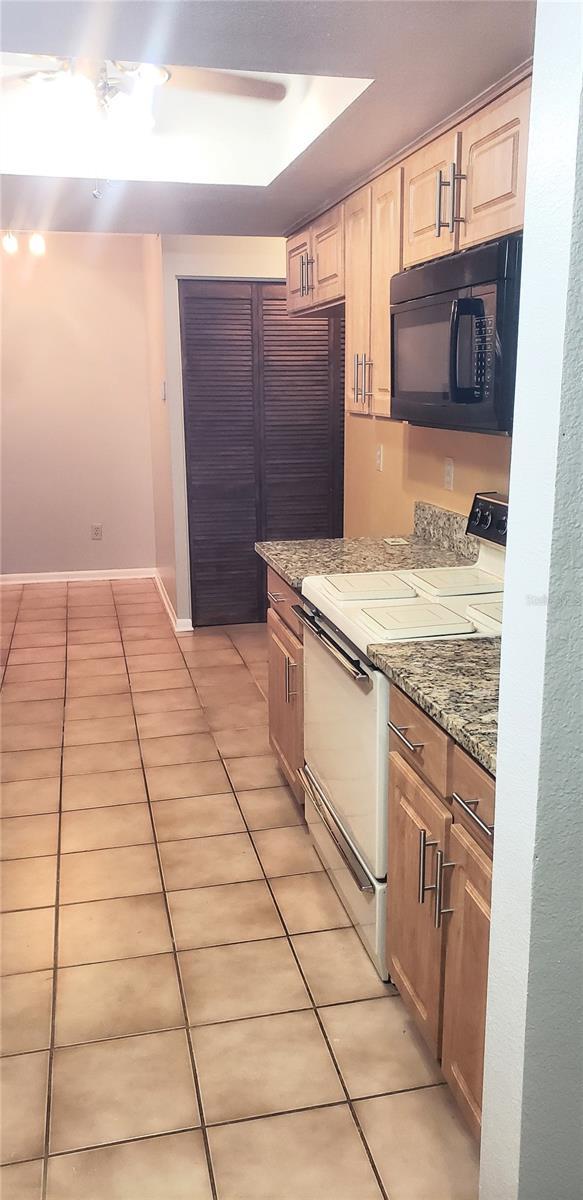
(162, 249, 287, 626)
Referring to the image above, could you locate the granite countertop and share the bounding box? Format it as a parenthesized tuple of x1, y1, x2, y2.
(368, 639, 500, 776)
(255, 535, 472, 591)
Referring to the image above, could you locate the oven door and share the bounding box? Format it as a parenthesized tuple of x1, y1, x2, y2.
(391, 284, 501, 431)
(302, 613, 388, 877)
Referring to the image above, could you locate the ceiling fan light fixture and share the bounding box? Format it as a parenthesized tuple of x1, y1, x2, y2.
(136, 63, 171, 88)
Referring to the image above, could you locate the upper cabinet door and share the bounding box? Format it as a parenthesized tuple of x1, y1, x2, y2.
(344, 186, 372, 414)
(286, 230, 311, 314)
(370, 165, 402, 417)
(402, 130, 460, 267)
(458, 80, 531, 250)
(311, 204, 345, 307)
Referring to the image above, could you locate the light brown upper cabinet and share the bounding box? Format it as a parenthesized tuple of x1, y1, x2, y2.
(402, 130, 460, 267)
(403, 80, 531, 268)
(344, 167, 402, 416)
(286, 230, 312, 314)
(344, 186, 372, 414)
(457, 79, 531, 250)
(285, 206, 344, 314)
(311, 204, 345, 307)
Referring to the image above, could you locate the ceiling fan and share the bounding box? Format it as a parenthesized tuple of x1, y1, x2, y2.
(0, 54, 288, 107)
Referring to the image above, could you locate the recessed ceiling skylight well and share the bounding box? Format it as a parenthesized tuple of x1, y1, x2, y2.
(0, 53, 373, 186)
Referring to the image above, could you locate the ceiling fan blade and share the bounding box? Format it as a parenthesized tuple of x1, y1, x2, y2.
(1, 70, 63, 87)
(168, 65, 287, 103)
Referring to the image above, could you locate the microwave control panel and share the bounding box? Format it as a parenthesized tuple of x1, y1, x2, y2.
(474, 315, 496, 400)
(466, 492, 508, 546)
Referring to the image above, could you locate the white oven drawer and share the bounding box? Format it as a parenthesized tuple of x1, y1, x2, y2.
(303, 620, 389, 877)
(304, 780, 387, 980)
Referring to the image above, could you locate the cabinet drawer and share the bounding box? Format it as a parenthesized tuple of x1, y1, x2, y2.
(389, 687, 451, 797)
(450, 745, 495, 855)
(267, 568, 303, 641)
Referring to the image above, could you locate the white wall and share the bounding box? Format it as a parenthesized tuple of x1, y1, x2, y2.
(160, 235, 286, 621)
(1, 232, 156, 576)
(142, 235, 177, 611)
(480, 5, 583, 1197)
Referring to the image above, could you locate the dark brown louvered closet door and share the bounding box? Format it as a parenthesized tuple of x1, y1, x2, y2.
(180, 279, 343, 627)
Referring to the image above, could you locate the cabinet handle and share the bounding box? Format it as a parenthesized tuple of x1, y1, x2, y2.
(284, 654, 290, 704)
(352, 350, 362, 403)
(287, 659, 298, 699)
(306, 256, 314, 293)
(434, 848, 455, 928)
(362, 354, 374, 410)
(447, 161, 467, 234)
(388, 720, 425, 753)
(418, 828, 438, 903)
(452, 791, 494, 839)
(268, 591, 286, 604)
(300, 254, 306, 297)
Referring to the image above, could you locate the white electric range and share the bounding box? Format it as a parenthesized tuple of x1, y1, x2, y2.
(296, 492, 507, 979)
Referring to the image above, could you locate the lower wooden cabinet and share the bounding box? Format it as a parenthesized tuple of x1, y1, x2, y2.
(387, 705, 494, 1141)
(441, 823, 492, 1139)
(267, 606, 304, 804)
(387, 751, 451, 1055)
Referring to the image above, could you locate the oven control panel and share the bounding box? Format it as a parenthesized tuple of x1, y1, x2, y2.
(466, 492, 508, 546)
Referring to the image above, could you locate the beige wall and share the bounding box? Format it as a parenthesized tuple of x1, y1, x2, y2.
(160, 235, 286, 622)
(142, 235, 177, 610)
(344, 414, 512, 535)
(1, 232, 156, 575)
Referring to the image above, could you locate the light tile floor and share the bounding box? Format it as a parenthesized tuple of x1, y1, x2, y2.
(0, 579, 479, 1200)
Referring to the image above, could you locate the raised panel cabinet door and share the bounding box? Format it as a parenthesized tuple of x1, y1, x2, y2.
(402, 130, 460, 267)
(344, 186, 372, 414)
(370, 166, 403, 416)
(286, 231, 312, 314)
(387, 752, 452, 1055)
(267, 607, 304, 803)
(458, 80, 531, 250)
(311, 204, 345, 306)
(441, 823, 492, 1140)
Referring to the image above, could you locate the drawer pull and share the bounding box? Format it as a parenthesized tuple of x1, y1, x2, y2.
(418, 828, 437, 904)
(268, 591, 286, 604)
(388, 720, 425, 754)
(452, 791, 494, 840)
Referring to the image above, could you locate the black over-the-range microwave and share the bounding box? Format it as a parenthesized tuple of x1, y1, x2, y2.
(390, 234, 522, 434)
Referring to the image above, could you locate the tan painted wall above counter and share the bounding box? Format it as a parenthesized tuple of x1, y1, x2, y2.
(344, 415, 511, 537)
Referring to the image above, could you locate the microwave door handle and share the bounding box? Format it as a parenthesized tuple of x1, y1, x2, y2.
(449, 297, 485, 404)
(449, 298, 462, 404)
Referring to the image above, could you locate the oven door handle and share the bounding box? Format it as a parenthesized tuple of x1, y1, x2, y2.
(299, 768, 374, 894)
(291, 605, 368, 681)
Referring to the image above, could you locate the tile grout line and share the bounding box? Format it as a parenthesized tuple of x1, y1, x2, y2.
(212, 743, 392, 1200)
(171, 622, 397, 1196)
(40, 580, 74, 1200)
(113, 593, 220, 1200)
(0, 585, 24, 690)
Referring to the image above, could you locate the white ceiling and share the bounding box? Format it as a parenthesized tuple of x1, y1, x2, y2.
(0, 0, 536, 236)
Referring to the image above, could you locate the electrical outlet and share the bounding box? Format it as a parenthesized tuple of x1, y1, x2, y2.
(375, 445, 384, 472)
(91, 524, 103, 541)
(444, 458, 454, 491)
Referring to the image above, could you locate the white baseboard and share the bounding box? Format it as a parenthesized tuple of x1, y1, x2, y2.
(154, 573, 193, 633)
(0, 567, 157, 584)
